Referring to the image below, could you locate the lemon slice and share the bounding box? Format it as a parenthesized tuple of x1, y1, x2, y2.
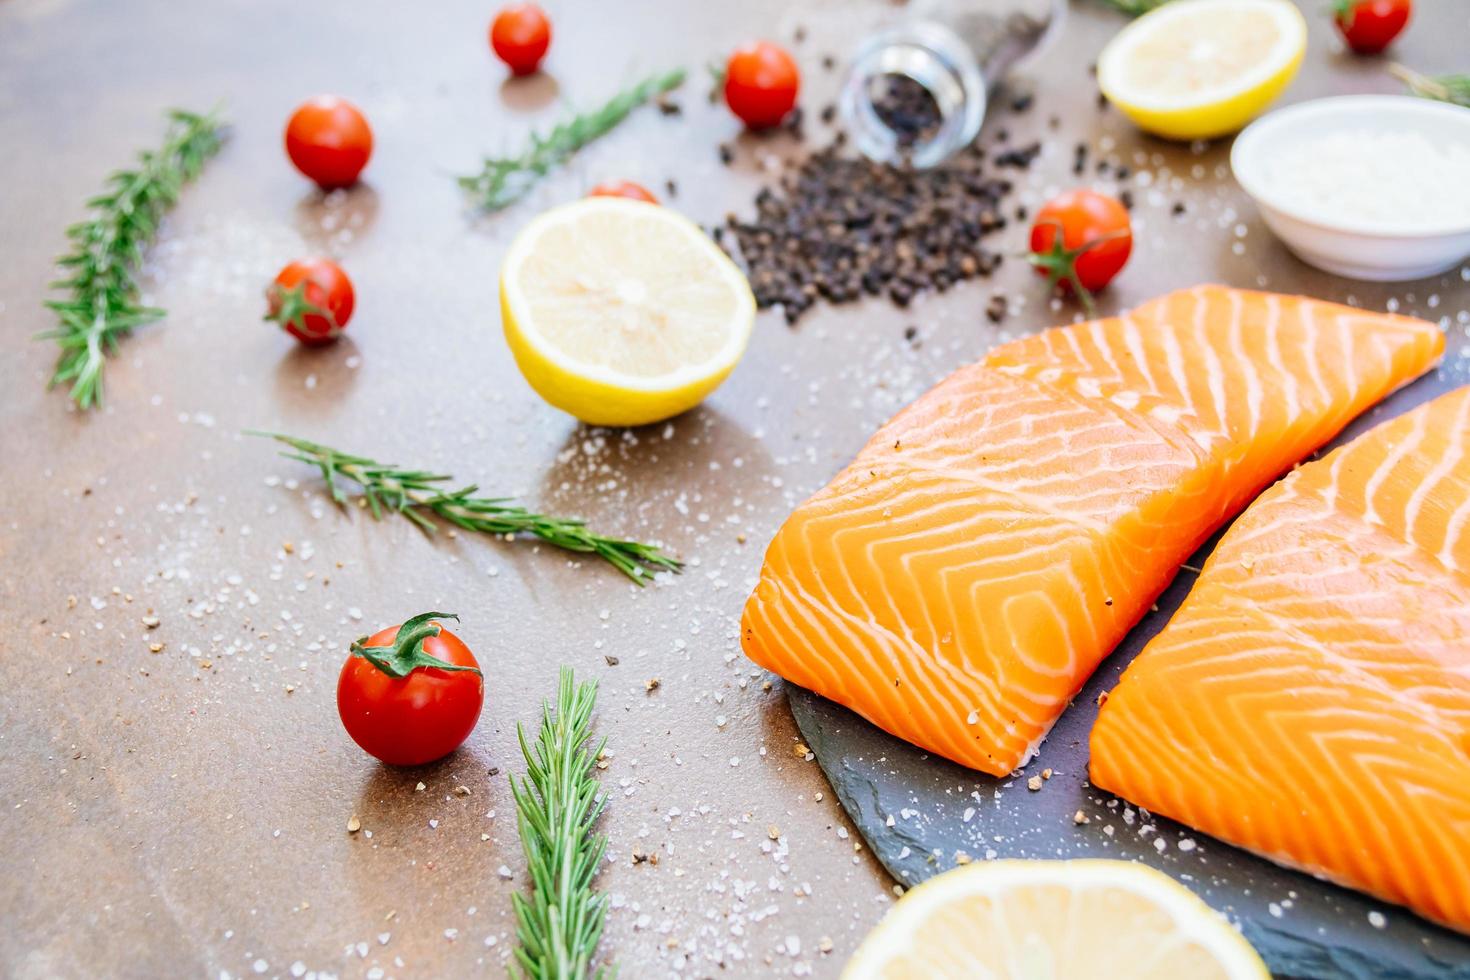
(1098, 0, 1306, 141)
(500, 198, 756, 427)
(842, 860, 1269, 980)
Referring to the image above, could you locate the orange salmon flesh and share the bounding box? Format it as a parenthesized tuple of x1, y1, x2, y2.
(741, 285, 1443, 775)
(1091, 385, 1470, 935)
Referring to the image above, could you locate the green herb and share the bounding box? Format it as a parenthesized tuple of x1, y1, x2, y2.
(510, 668, 610, 980)
(42, 107, 226, 409)
(1094, 0, 1172, 14)
(1391, 64, 1470, 109)
(250, 431, 682, 584)
(459, 68, 686, 211)
(706, 60, 727, 104)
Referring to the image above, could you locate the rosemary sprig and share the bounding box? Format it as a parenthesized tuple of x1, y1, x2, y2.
(1391, 64, 1470, 109)
(250, 431, 682, 584)
(510, 668, 610, 980)
(42, 107, 226, 409)
(459, 68, 686, 211)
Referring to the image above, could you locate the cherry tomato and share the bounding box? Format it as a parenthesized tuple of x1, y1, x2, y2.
(1028, 190, 1133, 303)
(265, 258, 355, 346)
(724, 41, 800, 130)
(1333, 0, 1410, 54)
(587, 180, 659, 204)
(337, 613, 484, 767)
(284, 96, 373, 189)
(490, 3, 552, 76)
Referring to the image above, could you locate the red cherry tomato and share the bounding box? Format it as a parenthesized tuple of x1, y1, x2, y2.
(490, 3, 552, 76)
(1028, 190, 1133, 301)
(337, 613, 484, 767)
(588, 180, 659, 204)
(265, 258, 355, 346)
(284, 96, 373, 190)
(1333, 0, 1411, 54)
(724, 41, 800, 130)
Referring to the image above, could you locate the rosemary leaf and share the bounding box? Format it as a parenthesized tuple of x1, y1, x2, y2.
(249, 431, 682, 584)
(510, 668, 610, 980)
(41, 107, 226, 409)
(460, 68, 686, 211)
(1391, 64, 1470, 109)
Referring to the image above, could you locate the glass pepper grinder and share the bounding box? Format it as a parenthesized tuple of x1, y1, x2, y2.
(840, 0, 1065, 169)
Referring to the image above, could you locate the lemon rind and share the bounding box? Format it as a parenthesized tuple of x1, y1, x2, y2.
(840, 859, 1269, 980)
(500, 198, 756, 397)
(1097, 0, 1306, 140)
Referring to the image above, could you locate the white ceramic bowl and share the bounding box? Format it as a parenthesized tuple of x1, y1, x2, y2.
(1231, 95, 1470, 281)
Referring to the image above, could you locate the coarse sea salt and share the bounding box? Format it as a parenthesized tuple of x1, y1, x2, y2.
(1262, 129, 1470, 231)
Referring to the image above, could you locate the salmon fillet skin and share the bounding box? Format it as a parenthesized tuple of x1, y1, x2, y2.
(1090, 386, 1470, 935)
(741, 285, 1444, 776)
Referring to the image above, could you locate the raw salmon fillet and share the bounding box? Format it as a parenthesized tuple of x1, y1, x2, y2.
(1090, 386, 1470, 934)
(742, 285, 1443, 775)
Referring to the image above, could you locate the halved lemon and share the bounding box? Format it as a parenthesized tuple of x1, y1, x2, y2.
(842, 860, 1269, 980)
(1097, 0, 1306, 141)
(500, 198, 756, 427)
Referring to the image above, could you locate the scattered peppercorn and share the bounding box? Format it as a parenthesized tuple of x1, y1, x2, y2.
(993, 141, 1042, 169)
(724, 141, 1011, 324)
(869, 73, 943, 149)
(783, 106, 806, 141)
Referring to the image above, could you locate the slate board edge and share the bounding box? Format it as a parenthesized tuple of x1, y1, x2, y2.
(794, 686, 1470, 980)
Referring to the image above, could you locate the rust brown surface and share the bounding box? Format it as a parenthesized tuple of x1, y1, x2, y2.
(2, 1, 1466, 978)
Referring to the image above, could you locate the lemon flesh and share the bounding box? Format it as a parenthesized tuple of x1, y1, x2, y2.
(500, 198, 756, 427)
(841, 859, 1269, 980)
(1098, 0, 1306, 141)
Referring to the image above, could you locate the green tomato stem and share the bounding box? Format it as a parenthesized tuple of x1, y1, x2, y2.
(349, 611, 481, 679)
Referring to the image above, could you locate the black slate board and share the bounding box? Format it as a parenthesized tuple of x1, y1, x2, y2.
(790, 364, 1470, 980)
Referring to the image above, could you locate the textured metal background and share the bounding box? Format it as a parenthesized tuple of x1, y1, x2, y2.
(4, 0, 1467, 976)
